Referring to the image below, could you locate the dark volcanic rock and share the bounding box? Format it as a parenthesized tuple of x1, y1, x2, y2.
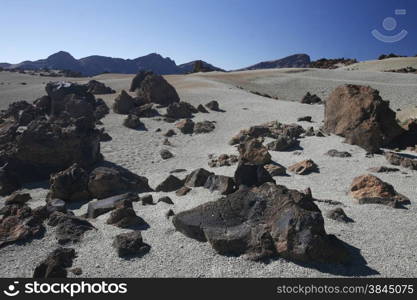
(301, 92, 322, 104)
(185, 168, 213, 187)
(175, 119, 195, 134)
(367, 166, 400, 173)
(33, 247, 76, 278)
(0, 114, 101, 183)
(4, 192, 31, 205)
(172, 183, 350, 263)
(87, 193, 138, 218)
(129, 71, 153, 92)
(155, 175, 184, 192)
(267, 136, 298, 151)
(194, 121, 216, 134)
(323, 85, 404, 153)
(158, 196, 174, 205)
(0, 204, 45, 249)
(326, 149, 352, 158)
(204, 175, 236, 195)
(234, 163, 275, 188)
(130, 103, 157, 118)
(385, 151, 417, 170)
(123, 114, 143, 129)
(197, 104, 209, 113)
(205, 100, 220, 111)
(106, 207, 146, 228)
(86, 80, 115, 94)
(166, 102, 196, 119)
(297, 116, 312, 122)
(326, 208, 354, 223)
(136, 74, 180, 106)
(160, 149, 174, 160)
(208, 154, 238, 168)
(48, 163, 90, 202)
(88, 166, 151, 199)
(141, 195, 154, 205)
(112, 231, 150, 258)
(48, 212, 94, 244)
(113, 90, 135, 114)
(0, 164, 21, 196)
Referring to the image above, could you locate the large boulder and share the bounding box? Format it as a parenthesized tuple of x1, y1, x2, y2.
(1, 119, 101, 182)
(324, 85, 404, 153)
(0, 164, 21, 196)
(172, 183, 350, 263)
(45, 82, 95, 116)
(88, 166, 151, 199)
(113, 90, 135, 114)
(136, 74, 180, 106)
(129, 71, 153, 92)
(350, 174, 410, 207)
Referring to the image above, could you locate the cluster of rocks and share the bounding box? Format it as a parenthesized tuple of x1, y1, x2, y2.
(309, 58, 357, 69)
(175, 119, 216, 135)
(385, 67, 417, 74)
(208, 154, 238, 167)
(301, 92, 322, 104)
(0, 81, 111, 195)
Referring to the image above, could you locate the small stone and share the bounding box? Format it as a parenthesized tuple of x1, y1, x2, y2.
(176, 186, 191, 196)
(160, 149, 174, 160)
(158, 196, 174, 205)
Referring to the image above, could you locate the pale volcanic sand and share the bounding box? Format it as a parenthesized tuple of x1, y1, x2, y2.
(0, 68, 417, 278)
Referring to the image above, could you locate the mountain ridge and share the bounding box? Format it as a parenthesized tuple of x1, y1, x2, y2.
(1, 51, 312, 75)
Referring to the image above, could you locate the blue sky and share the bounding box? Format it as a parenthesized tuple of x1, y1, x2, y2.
(1, 0, 416, 69)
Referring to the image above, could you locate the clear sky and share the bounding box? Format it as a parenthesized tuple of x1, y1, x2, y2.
(1, 0, 416, 70)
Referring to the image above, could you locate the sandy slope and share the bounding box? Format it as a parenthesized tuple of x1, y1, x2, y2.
(0, 69, 417, 278)
(339, 57, 417, 72)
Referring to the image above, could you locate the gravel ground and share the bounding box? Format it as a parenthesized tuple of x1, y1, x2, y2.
(0, 69, 416, 278)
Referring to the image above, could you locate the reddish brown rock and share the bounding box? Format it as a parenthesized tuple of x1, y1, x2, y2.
(350, 174, 410, 207)
(323, 85, 404, 153)
(288, 160, 318, 175)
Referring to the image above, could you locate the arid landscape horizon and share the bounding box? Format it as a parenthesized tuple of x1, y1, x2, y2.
(1, 53, 417, 278)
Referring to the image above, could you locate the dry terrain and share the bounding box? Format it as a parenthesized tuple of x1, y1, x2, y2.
(0, 62, 417, 277)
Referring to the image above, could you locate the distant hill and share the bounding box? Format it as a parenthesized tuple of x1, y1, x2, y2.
(2, 51, 222, 76)
(178, 60, 225, 73)
(239, 54, 311, 71)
